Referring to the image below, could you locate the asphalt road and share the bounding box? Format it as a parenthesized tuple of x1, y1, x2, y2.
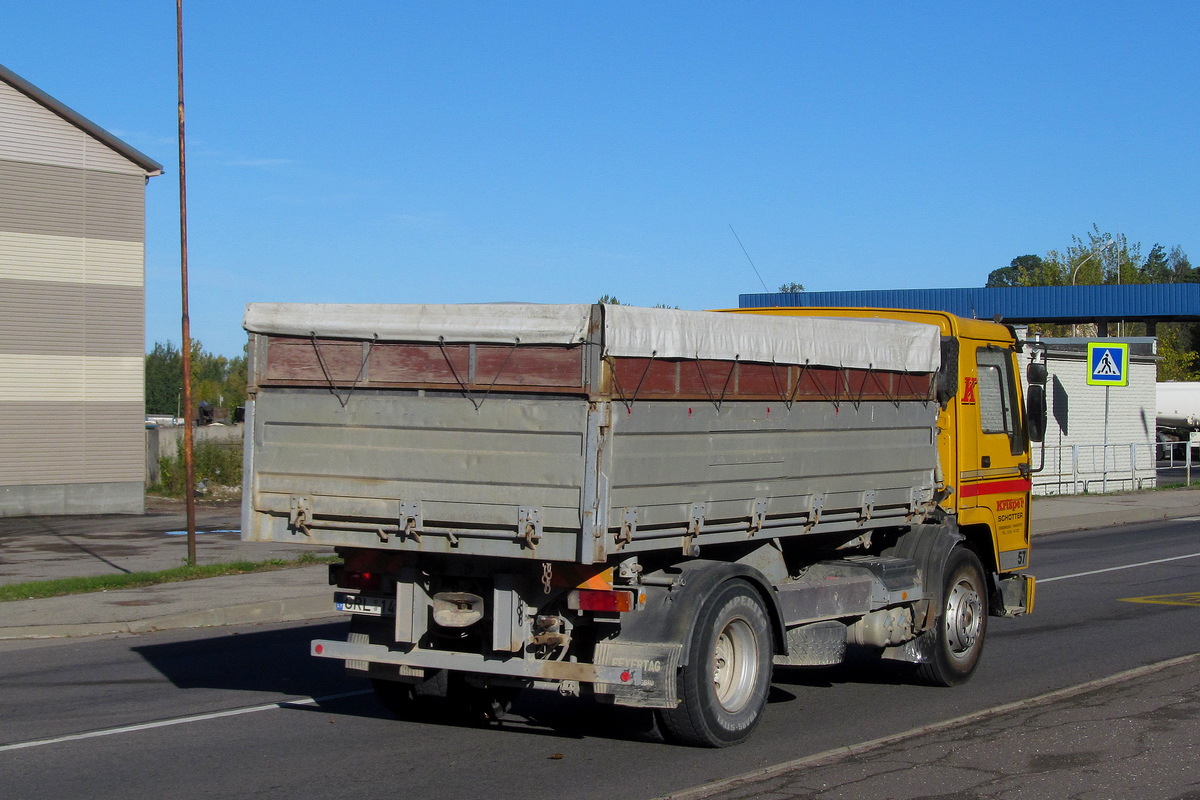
(2, 518, 1199, 800)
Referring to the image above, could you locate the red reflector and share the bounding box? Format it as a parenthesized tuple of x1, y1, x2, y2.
(315, 644, 324, 654)
(620, 671, 632, 683)
(575, 589, 634, 613)
(342, 570, 381, 591)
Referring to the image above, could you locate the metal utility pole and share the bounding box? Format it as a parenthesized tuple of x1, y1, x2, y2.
(176, 0, 196, 564)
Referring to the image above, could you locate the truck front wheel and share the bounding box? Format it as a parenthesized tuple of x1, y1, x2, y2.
(658, 580, 773, 747)
(915, 546, 988, 686)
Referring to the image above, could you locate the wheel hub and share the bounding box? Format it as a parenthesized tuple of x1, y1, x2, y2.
(712, 617, 759, 713)
(945, 579, 983, 655)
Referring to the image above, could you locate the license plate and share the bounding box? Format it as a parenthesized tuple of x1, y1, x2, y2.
(334, 592, 395, 617)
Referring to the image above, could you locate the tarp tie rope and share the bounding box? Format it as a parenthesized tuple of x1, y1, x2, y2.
(851, 364, 874, 411)
(806, 362, 841, 412)
(477, 340, 520, 409)
(706, 356, 739, 411)
(311, 333, 374, 408)
(608, 351, 657, 414)
(869, 368, 901, 408)
(437, 337, 518, 411)
(700, 357, 734, 410)
(767, 359, 788, 405)
(785, 360, 811, 409)
(692, 356, 739, 411)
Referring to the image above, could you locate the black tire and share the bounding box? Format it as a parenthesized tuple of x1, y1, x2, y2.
(371, 674, 517, 724)
(658, 580, 774, 747)
(914, 546, 988, 687)
(463, 684, 520, 723)
(370, 677, 421, 718)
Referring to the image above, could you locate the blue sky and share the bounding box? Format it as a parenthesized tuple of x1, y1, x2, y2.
(3, 2, 1198, 356)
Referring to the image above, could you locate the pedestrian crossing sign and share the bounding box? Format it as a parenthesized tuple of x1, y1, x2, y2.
(1087, 343, 1128, 386)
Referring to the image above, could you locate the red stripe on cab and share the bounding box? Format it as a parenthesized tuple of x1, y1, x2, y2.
(959, 478, 1032, 498)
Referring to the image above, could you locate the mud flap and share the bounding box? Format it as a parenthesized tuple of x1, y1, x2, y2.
(594, 641, 683, 708)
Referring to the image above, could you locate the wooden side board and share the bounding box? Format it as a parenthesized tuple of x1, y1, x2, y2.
(256, 335, 936, 403)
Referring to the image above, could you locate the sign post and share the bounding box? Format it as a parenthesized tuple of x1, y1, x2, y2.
(1087, 343, 1129, 493)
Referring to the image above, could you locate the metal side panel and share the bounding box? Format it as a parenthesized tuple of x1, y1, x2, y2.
(607, 400, 938, 548)
(244, 388, 590, 561)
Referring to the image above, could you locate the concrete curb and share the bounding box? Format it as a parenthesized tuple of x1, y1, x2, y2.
(0, 595, 338, 640)
(657, 652, 1200, 800)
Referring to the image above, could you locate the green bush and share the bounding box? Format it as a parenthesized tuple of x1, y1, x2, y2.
(155, 438, 243, 496)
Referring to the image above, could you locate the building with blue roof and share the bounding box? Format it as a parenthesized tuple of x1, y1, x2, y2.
(736, 283, 1189, 496)
(739, 284, 1200, 337)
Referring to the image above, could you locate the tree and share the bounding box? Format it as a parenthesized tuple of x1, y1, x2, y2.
(1143, 244, 1171, 283)
(778, 282, 805, 293)
(985, 265, 1022, 288)
(1169, 246, 1199, 283)
(145, 340, 248, 419)
(986, 255, 1049, 288)
(987, 226, 1197, 378)
(145, 342, 183, 415)
(1157, 327, 1200, 381)
(597, 295, 621, 305)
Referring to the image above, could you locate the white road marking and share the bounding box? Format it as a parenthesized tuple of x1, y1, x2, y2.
(1039, 551, 1200, 583)
(0, 689, 372, 753)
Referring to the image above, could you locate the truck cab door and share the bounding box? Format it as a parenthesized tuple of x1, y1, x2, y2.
(959, 344, 1031, 571)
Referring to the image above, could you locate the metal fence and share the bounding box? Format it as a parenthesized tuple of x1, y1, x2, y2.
(1030, 443, 1165, 496)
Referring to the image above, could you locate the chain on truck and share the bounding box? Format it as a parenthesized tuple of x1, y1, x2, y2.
(239, 302, 1049, 747)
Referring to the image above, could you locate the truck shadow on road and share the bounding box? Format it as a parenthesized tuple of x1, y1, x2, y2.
(129, 621, 919, 745)
(772, 646, 923, 691)
(126, 620, 658, 743)
(131, 619, 363, 699)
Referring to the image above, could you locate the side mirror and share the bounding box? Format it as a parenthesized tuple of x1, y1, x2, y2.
(1026, 384, 1047, 443)
(1027, 362, 1047, 386)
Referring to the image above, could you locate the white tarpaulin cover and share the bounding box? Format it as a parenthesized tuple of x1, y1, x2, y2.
(603, 306, 940, 372)
(244, 303, 593, 346)
(244, 303, 941, 373)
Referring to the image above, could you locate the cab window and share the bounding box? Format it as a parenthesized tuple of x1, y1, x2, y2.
(976, 347, 1024, 455)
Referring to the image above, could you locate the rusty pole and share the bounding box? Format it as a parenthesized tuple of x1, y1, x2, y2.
(176, 0, 196, 564)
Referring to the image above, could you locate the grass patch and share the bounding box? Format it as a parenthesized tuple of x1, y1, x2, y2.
(151, 438, 243, 498)
(0, 554, 340, 602)
(1152, 481, 1200, 491)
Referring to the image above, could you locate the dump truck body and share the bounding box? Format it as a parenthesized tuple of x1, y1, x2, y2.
(241, 303, 1038, 747)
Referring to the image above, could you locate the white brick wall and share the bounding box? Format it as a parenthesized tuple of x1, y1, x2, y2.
(1019, 337, 1157, 495)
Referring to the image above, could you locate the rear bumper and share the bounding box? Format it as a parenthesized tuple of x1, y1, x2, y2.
(311, 638, 644, 686)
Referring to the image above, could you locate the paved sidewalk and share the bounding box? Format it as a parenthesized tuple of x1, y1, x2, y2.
(0, 497, 324, 583)
(0, 566, 331, 639)
(1032, 487, 1200, 535)
(0, 487, 1197, 640)
(661, 654, 1200, 800)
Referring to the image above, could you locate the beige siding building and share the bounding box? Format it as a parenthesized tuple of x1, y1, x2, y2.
(0, 63, 162, 516)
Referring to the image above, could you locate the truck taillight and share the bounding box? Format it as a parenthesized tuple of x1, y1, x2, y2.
(568, 589, 638, 613)
(341, 570, 382, 591)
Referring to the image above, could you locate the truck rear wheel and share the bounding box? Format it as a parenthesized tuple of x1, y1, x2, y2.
(370, 678, 420, 718)
(371, 673, 517, 724)
(915, 546, 988, 686)
(658, 580, 773, 747)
